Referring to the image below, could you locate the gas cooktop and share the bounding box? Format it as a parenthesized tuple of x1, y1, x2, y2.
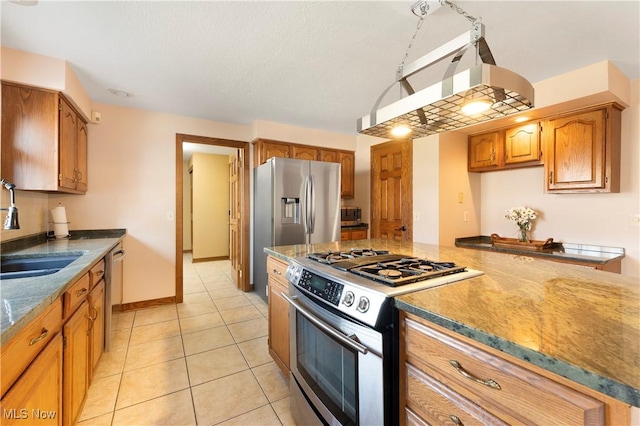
(306, 249, 469, 287)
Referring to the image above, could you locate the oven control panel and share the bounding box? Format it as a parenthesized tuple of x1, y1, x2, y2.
(296, 269, 344, 306)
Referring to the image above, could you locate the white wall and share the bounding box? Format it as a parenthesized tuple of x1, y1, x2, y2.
(49, 103, 251, 304)
(191, 153, 229, 260)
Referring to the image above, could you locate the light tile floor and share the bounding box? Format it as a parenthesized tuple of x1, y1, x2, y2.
(78, 255, 296, 426)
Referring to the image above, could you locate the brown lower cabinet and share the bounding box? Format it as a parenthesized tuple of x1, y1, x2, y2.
(341, 227, 368, 241)
(0, 256, 108, 426)
(267, 255, 290, 374)
(63, 301, 90, 426)
(400, 312, 631, 426)
(0, 334, 63, 426)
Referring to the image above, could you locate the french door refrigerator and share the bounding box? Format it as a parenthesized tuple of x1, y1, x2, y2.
(253, 157, 341, 299)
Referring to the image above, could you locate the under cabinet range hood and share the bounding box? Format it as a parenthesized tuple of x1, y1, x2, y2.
(357, 3, 534, 139)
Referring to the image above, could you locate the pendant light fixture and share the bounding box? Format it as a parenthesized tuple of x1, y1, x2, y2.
(357, 0, 534, 139)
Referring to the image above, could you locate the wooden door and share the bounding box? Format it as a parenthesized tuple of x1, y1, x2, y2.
(468, 131, 502, 171)
(339, 151, 355, 199)
(292, 145, 317, 160)
(88, 281, 105, 380)
(505, 123, 540, 165)
(371, 140, 413, 241)
(228, 149, 242, 288)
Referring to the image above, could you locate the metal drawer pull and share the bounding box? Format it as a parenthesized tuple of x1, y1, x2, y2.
(450, 415, 462, 425)
(76, 287, 88, 297)
(29, 328, 49, 346)
(272, 268, 282, 275)
(449, 360, 501, 390)
(281, 293, 368, 355)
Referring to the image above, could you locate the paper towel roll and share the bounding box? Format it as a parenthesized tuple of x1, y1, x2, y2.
(54, 223, 69, 238)
(51, 205, 67, 223)
(51, 204, 69, 238)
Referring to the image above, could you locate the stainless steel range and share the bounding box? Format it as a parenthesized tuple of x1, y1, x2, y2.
(283, 249, 483, 425)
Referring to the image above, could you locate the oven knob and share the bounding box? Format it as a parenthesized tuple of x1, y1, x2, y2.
(357, 296, 370, 313)
(343, 291, 355, 307)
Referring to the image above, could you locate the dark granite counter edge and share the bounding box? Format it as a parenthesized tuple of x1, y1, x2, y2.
(455, 236, 624, 265)
(395, 298, 640, 408)
(1, 229, 127, 253)
(341, 223, 369, 230)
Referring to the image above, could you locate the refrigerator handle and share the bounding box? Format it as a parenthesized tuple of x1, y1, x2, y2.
(303, 176, 311, 235)
(309, 175, 315, 234)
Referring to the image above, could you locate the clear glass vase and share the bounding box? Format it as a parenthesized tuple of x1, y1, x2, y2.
(518, 226, 529, 242)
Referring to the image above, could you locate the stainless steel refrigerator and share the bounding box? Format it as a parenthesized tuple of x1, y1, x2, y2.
(253, 157, 341, 298)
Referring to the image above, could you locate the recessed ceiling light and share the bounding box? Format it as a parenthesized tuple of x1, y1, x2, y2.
(108, 89, 134, 98)
(514, 116, 529, 123)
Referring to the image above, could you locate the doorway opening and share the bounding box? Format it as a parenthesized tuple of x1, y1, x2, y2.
(175, 134, 251, 303)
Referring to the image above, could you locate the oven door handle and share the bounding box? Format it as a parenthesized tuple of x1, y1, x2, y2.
(282, 293, 369, 355)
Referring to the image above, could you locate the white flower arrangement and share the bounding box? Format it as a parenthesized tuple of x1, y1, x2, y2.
(505, 206, 538, 241)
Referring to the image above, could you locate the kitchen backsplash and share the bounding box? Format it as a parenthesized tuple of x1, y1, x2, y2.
(0, 190, 48, 242)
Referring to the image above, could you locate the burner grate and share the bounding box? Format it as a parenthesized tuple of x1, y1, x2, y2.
(350, 257, 467, 286)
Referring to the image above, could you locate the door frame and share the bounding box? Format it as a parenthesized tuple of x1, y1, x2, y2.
(175, 134, 251, 303)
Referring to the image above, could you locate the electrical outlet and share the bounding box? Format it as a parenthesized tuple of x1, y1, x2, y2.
(457, 192, 464, 203)
(463, 211, 469, 222)
(631, 213, 640, 227)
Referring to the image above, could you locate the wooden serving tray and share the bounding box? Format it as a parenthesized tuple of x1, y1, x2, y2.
(490, 233, 554, 251)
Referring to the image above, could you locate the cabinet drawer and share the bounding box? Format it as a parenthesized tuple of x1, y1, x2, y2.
(404, 316, 604, 425)
(406, 363, 507, 426)
(0, 298, 62, 397)
(341, 230, 351, 241)
(89, 258, 105, 289)
(351, 229, 367, 240)
(266, 256, 288, 285)
(63, 273, 91, 318)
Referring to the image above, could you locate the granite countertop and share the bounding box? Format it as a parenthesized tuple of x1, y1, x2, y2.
(1, 230, 126, 345)
(264, 238, 639, 407)
(455, 235, 625, 265)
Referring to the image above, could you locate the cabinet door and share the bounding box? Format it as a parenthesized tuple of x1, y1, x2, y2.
(340, 230, 351, 241)
(292, 145, 318, 161)
(261, 141, 290, 164)
(319, 149, 339, 163)
(351, 229, 367, 240)
(63, 301, 89, 426)
(504, 123, 540, 165)
(88, 281, 105, 380)
(339, 151, 355, 199)
(59, 98, 78, 191)
(75, 119, 88, 192)
(1, 83, 59, 191)
(0, 334, 63, 426)
(468, 132, 502, 171)
(544, 107, 619, 193)
(268, 277, 290, 373)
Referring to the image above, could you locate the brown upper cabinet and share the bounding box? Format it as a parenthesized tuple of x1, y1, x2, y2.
(468, 122, 541, 172)
(1, 81, 88, 194)
(253, 138, 355, 199)
(543, 103, 622, 193)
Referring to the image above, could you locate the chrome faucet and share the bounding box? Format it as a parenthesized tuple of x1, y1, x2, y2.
(1, 179, 20, 230)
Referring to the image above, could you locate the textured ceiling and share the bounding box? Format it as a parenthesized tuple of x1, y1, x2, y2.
(2, 1, 638, 136)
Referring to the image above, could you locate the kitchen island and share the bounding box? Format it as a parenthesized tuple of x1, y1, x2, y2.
(264, 239, 639, 416)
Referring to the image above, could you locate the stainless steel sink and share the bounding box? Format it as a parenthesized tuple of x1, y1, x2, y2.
(0, 254, 81, 280)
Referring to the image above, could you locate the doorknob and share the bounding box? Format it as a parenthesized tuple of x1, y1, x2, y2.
(395, 225, 407, 232)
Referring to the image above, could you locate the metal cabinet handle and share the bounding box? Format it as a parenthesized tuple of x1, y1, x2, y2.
(450, 415, 462, 425)
(76, 287, 88, 297)
(449, 360, 501, 390)
(282, 293, 369, 355)
(29, 328, 49, 346)
(272, 268, 282, 276)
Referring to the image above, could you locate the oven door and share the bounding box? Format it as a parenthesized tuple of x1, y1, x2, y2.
(284, 287, 384, 426)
